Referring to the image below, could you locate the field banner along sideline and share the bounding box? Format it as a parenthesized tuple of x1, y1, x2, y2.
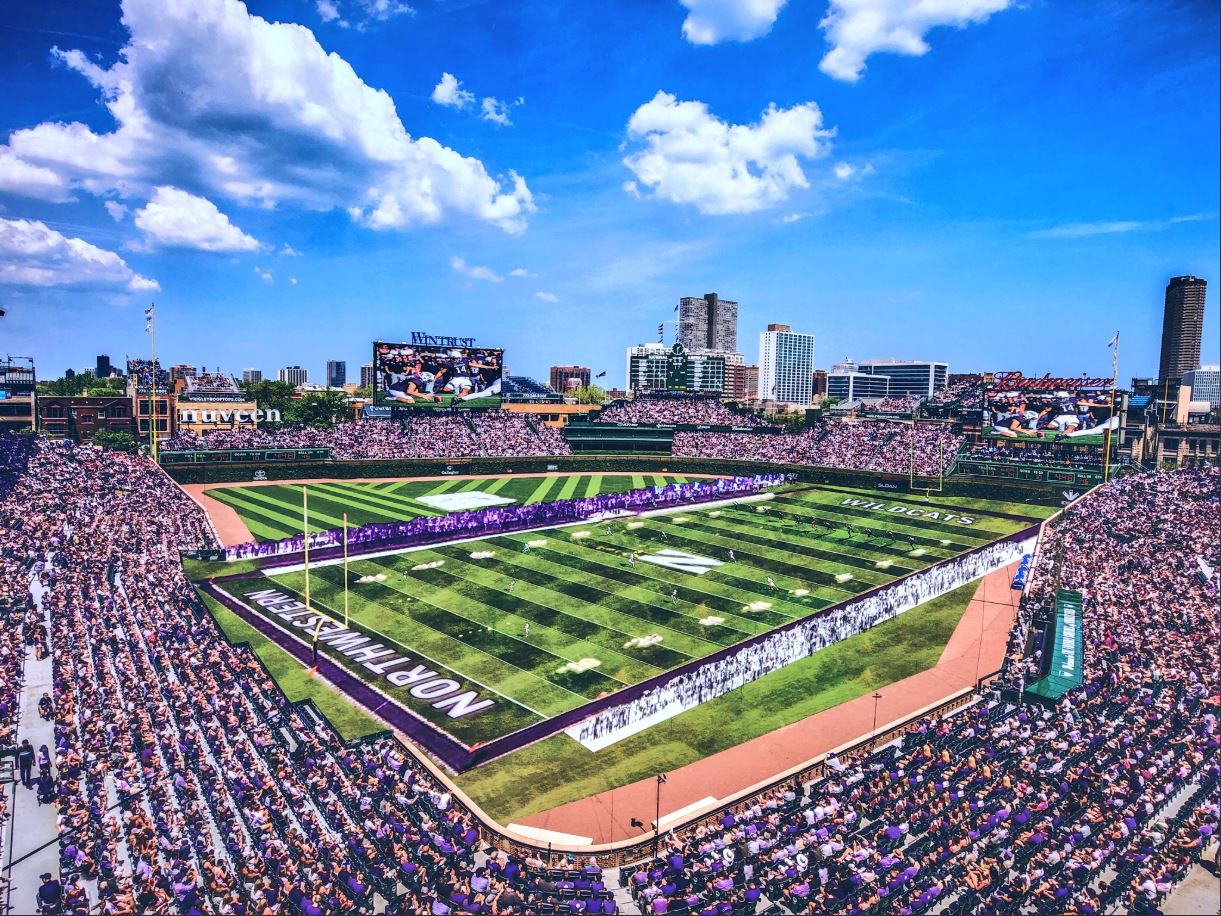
(565, 534, 1037, 752)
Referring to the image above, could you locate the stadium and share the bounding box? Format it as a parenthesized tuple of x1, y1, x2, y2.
(0, 1, 1217, 911)
(2, 356, 1217, 916)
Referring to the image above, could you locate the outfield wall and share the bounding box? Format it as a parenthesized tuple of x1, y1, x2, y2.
(163, 454, 1063, 506)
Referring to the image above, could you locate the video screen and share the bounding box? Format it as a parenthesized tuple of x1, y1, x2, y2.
(986, 381, 1117, 444)
(372, 341, 503, 407)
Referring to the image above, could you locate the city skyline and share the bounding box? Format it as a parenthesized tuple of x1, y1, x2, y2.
(0, 0, 1218, 382)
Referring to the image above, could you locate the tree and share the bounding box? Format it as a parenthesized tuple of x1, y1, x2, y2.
(238, 379, 297, 423)
(90, 428, 138, 452)
(573, 384, 606, 405)
(39, 374, 90, 396)
(286, 390, 350, 428)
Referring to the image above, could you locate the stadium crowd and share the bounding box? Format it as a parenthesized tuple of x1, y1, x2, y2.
(2, 428, 1216, 915)
(0, 437, 537, 914)
(164, 413, 572, 459)
(627, 466, 1218, 916)
(926, 378, 984, 407)
(673, 421, 965, 476)
(967, 442, 1102, 469)
(597, 397, 773, 427)
(869, 396, 922, 415)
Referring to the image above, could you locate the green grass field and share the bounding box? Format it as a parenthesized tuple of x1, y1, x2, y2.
(210, 474, 1034, 746)
(455, 580, 981, 822)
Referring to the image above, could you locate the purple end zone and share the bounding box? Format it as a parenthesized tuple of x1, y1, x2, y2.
(199, 578, 474, 770)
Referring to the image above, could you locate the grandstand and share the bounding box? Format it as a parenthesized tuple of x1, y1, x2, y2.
(2, 413, 1216, 915)
(181, 372, 242, 398)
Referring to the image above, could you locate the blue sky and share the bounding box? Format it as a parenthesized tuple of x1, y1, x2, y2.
(0, 0, 1217, 387)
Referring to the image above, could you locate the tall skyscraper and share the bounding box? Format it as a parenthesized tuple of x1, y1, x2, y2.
(242, 368, 263, 383)
(326, 360, 346, 388)
(96, 354, 112, 378)
(359, 363, 375, 389)
(1158, 276, 1207, 384)
(279, 365, 307, 386)
(677, 292, 738, 353)
(758, 324, 815, 405)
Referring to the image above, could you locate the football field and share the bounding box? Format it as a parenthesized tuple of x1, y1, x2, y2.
(207, 474, 1035, 746)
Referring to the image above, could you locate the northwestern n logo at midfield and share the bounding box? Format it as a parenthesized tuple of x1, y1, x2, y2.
(639, 548, 724, 575)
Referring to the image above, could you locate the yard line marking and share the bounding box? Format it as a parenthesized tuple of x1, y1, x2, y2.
(524, 475, 559, 505)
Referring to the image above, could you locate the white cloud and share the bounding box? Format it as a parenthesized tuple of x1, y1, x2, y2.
(0, 0, 533, 234)
(133, 186, 260, 252)
(1029, 212, 1218, 239)
(254, 266, 273, 282)
(0, 216, 158, 292)
(431, 72, 475, 109)
(780, 212, 806, 223)
(819, 0, 1015, 83)
(623, 91, 834, 215)
(450, 255, 503, 283)
(356, 0, 413, 23)
(679, 0, 787, 45)
(104, 200, 129, 221)
(0, 151, 74, 202)
(480, 97, 512, 127)
(316, 0, 342, 23)
(280, 243, 302, 256)
(833, 163, 856, 180)
(509, 267, 536, 278)
(433, 73, 516, 127)
(317, 0, 413, 28)
(535, 291, 559, 302)
(289, 276, 298, 285)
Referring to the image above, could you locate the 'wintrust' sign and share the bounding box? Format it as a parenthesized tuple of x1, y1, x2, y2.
(178, 408, 281, 424)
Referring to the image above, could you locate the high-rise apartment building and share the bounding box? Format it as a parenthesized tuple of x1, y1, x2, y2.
(726, 363, 759, 401)
(549, 365, 591, 393)
(326, 360, 346, 389)
(1158, 276, 1207, 384)
(241, 368, 263, 383)
(678, 292, 738, 354)
(359, 363, 375, 389)
(811, 369, 828, 397)
(96, 355, 112, 378)
(279, 365, 307, 386)
(168, 364, 197, 382)
(758, 324, 815, 405)
(857, 359, 949, 398)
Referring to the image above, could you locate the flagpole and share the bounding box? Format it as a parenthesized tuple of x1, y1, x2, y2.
(1103, 331, 1119, 484)
(146, 303, 158, 460)
(343, 512, 350, 628)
